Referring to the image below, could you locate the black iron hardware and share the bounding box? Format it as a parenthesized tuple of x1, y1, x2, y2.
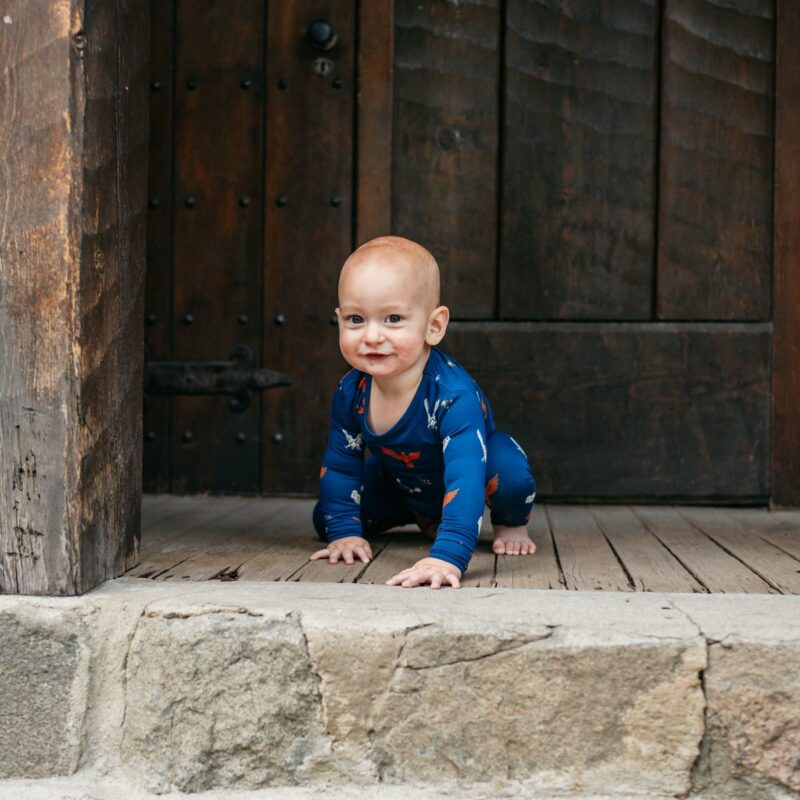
(307, 19, 337, 50)
(276, 195, 288, 207)
(240, 78, 253, 90)
(150, 81, 162, 91)
(184, 196, 196, 208)
(237, 314, 249, 326)
(332, 77, 343, 89)
(148, 197, 159, 208)
(330, 195, 341, 207)
(274, 313, 286, 325)
(277, 78, 288, 90)
(144, 345, 291, 413)
(272, 433, 284, 444)
(186, 79, 197, 90)
(181, 431, 195, 443)
(238, 195, 251, 207)
(329, 314, 338, 326)
(182, 314, 194, 325)
(145, 314, 157, 325)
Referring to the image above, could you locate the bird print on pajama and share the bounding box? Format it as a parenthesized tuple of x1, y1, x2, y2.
(314, 346, 537, 573)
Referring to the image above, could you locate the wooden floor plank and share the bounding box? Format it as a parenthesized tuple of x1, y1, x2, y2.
(547, 506, 632, 591)
(730, 508, 800, 562)
(632, 507, 777, 594)
(157, 498, 297, 581)
(680, 507, 800, 594)
(591, 506, 706, 593)
(129, 497, 799, 594)
(494, 505, 563, 589)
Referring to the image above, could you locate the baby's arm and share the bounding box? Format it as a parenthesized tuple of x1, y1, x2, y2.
(386, 391, 487, 589)
(309, 378, 371, 564)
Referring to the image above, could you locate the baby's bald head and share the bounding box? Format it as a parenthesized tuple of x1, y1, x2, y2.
(339, 235, 441, 312)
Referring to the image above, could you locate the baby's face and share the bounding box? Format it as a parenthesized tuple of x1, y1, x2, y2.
(336, 255, 439, 381)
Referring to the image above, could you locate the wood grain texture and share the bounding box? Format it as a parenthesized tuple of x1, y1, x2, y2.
(261, 0, 356, 495)
(772, 0, 800, 507)
(391, 0, 499, 318)
(633, 506, 777, 593)
(657, 0, 773, 319)
(500, 0, 657, 319)
(169, 0, 265, 493)
(444, 322, 770, 499)
(546, 506, 632, 591)
(142, 0, 174, 492)
(494, 505, 563, 589)
(590, 505, 705, 592)
(680, 507, 800, 594)
(356, 0, 394, 244)
(0, 0, 148, 595)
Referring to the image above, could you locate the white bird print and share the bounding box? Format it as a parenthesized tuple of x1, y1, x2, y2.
(476, 429, 487, 462)
(525, 492, 536, 504)
(394, 477, 421, 494)
(509, 435, 527, 458)
(424, 398, 442, 430)
(442, 435, 451, 452)
(350, 489, 361, 505)
(477, 515, 483, 535)
(342, 429, 364, 451)
(446, 360, 455, 367)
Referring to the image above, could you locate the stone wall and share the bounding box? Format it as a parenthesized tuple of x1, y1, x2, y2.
(0, 581, 798, 798)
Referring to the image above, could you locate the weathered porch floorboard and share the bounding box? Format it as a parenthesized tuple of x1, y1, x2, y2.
(134, 495, 800, 593)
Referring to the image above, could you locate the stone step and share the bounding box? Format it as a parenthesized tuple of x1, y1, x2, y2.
(1, 581, 798, 799)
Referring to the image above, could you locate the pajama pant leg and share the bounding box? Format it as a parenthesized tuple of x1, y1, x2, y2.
(484, 431, 537, 526)
(313, 454, 417, 541)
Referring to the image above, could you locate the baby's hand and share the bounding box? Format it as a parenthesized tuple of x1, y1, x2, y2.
(309, 536, 372, 565)
(386, 557, 461, 589)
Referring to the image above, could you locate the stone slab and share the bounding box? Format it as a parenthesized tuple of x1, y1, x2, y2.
(0, 581, 798, 798)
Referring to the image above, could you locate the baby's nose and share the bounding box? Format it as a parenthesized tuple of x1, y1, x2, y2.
(363, 320, 385, 342)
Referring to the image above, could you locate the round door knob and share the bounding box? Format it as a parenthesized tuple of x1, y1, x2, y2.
(307, 19, 337, 51)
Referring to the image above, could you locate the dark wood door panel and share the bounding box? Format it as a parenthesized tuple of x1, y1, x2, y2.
(657, 0, 774, 320)
(499, 0, 658, 320)
(391, 0, 500, 319)
(143, 0, 175, 492)
(444, 322, 770, 499)
(261, 1, 356, 494)
(169, 0, 265, 492)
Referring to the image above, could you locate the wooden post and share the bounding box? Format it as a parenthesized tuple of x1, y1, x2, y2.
(0, 0, 149, 594)
(355, 0, 394, 245)
(772, 0, 800, 508)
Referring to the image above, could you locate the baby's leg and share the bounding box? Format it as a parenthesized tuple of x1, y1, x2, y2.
(313, 455, 416, 542)
(484, 431, 537, 555)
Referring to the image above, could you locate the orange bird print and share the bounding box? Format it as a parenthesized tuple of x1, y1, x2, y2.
(320, 466, 328, 478)
(485, 473, 499, 505)
(481, 399, 487, 419)
(356, 376, 367, 413)
(442, 488, 460, 508)
(380, 446, 421, 469)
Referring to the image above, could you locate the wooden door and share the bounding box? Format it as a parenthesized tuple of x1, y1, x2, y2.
(144, 1, 354, 494)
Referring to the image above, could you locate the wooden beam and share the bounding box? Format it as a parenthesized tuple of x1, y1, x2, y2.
(772, 0, 800, 507)
(355, 0, 394, 245)
(0, 0, 149, 594)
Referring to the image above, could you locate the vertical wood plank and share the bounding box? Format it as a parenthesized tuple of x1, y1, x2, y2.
(494, 505, 563, 589)
(262, 0, 356, 494)
(356, 0, 394, 245)
(772, 0, 800, 507)
(391, 0, 499, 318)
(0, 0, 148, 594)
(170, 0, 265, 492)
(657, 0, 774, 319)
(500, 0, 657, 319)
(547, 506, 632, 591)
(143, 0, 175, 492)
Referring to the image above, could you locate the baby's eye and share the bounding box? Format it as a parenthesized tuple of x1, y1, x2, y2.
(348, 315, 364, 324)
(387, 314, 403, 323)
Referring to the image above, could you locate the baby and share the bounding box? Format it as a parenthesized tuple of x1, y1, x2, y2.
(310, 235, 537, 589)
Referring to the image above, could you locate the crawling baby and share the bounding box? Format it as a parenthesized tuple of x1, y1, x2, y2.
(310, 235, 537, 589)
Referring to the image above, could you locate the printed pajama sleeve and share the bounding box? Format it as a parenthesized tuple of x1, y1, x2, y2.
(318, 383, 365, 542)
(428, 392, 488, 573)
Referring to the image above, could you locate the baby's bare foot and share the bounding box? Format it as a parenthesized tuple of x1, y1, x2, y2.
(492, 524, 536, 555)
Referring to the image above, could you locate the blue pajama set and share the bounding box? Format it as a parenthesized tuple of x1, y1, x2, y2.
(312, 346, 537, 573)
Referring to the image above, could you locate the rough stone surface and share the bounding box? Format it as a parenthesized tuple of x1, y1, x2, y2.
(121, 607, 331, 793)
(0, 605, 89, 778)
(699, 642, 800, 797)
(1, 581, 799, 798)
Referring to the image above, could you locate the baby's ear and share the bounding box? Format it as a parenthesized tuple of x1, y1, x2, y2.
(426, 305, 450, 345)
